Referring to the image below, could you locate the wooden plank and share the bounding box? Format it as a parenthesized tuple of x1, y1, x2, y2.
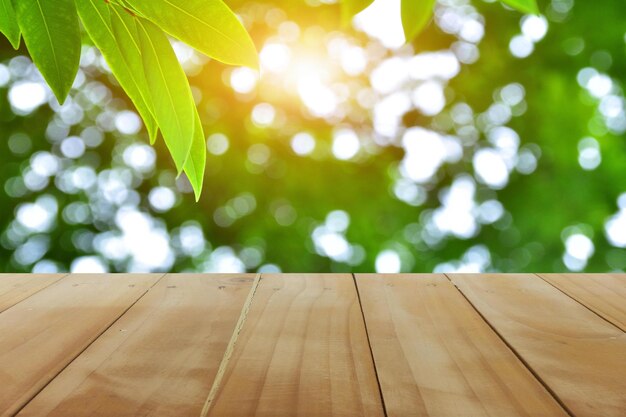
(204, 273, 384, 417)
(449, 273, 626, 417)
(0, 274, 66, 313)
(18, 273, 255, 417)
(355, 274, 568, 417)
(0, 273, 161, 417)
(539, 273, 626, 331)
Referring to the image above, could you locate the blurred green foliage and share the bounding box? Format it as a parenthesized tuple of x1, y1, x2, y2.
(0, 0, 625, 273)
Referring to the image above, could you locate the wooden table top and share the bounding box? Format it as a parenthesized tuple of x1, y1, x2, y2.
(0, 273, 624, 417)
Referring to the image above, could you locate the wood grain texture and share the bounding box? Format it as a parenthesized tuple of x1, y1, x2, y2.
(449, 273, 626, 417)
(355, 274, 568, 417)
(0, 274, 66, 312)
(0, 273, 161, 417)
(539, 273, 626, 331)
(205, 273, 384, 417)
(18, 274, 255, 417)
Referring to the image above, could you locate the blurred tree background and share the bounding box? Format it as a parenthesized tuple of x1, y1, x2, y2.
(0, 0, 625, 273)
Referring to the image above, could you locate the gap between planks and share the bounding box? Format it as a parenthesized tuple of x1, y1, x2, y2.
(199, 273, 262, 417)
(442, 273, 575, 417)
(199, 273, 388, 417)
(534, 273, 625, 332)
(0, 273, 69, 314)
(11, 273, 168, 417)
(351, 273, 389, 417)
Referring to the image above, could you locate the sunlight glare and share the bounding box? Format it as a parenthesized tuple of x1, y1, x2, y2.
(260, 43, 291, 73)
(521, 15, 548, 42)
(340, 46, 367, 76)
(353, 0, 405, 49)
(291, 132, 316, 156)
(207, 133, 230, 155)
(230, 67, 258, 94)
(332, 129, 360, 160)
(9, 82, 47, 114)
(412, 81, 446, 116)
(473, 148, 509, 189)
(71, 256, 108, 273)
(432, 176, 478, 239)
(401, 127, 446, 183)
(408, 51, 460, 81)
(297, 69, 338, 118)
(252, 103, 276, 127)
(509, 35, 534, 58)
(375, 249, 401, 273)
(578, 137, 601, 170)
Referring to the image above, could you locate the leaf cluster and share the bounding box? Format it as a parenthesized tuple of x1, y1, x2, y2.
(0, 0, 536, 199)
(0, 0, 258, 199)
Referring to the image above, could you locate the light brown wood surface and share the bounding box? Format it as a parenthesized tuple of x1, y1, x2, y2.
(17, 274, 255, 417)
(449, 273, 626, 417)
(0, 274, 66, 312)
(205, 273, 385, 417)
(539, 273, 626, 331)
(0, 273, 161, 417)
(1, 273, 625, 417)
(355, 274, 567, 417)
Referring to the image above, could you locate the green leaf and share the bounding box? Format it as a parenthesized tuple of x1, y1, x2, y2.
(14, 0, 80, 104)
(125, 0, 258, 69)
(108, 4, 159, 144)
(0, 0, 20, 49)
(76, 0, 158, 144)
(340, 0, 374, 26)
(136, 17, 195, 173)
(184, 108, 206, 200)
(401, 0, 436, 43)
(499, 0, 540, 15)
(145, 113, 159, 145)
